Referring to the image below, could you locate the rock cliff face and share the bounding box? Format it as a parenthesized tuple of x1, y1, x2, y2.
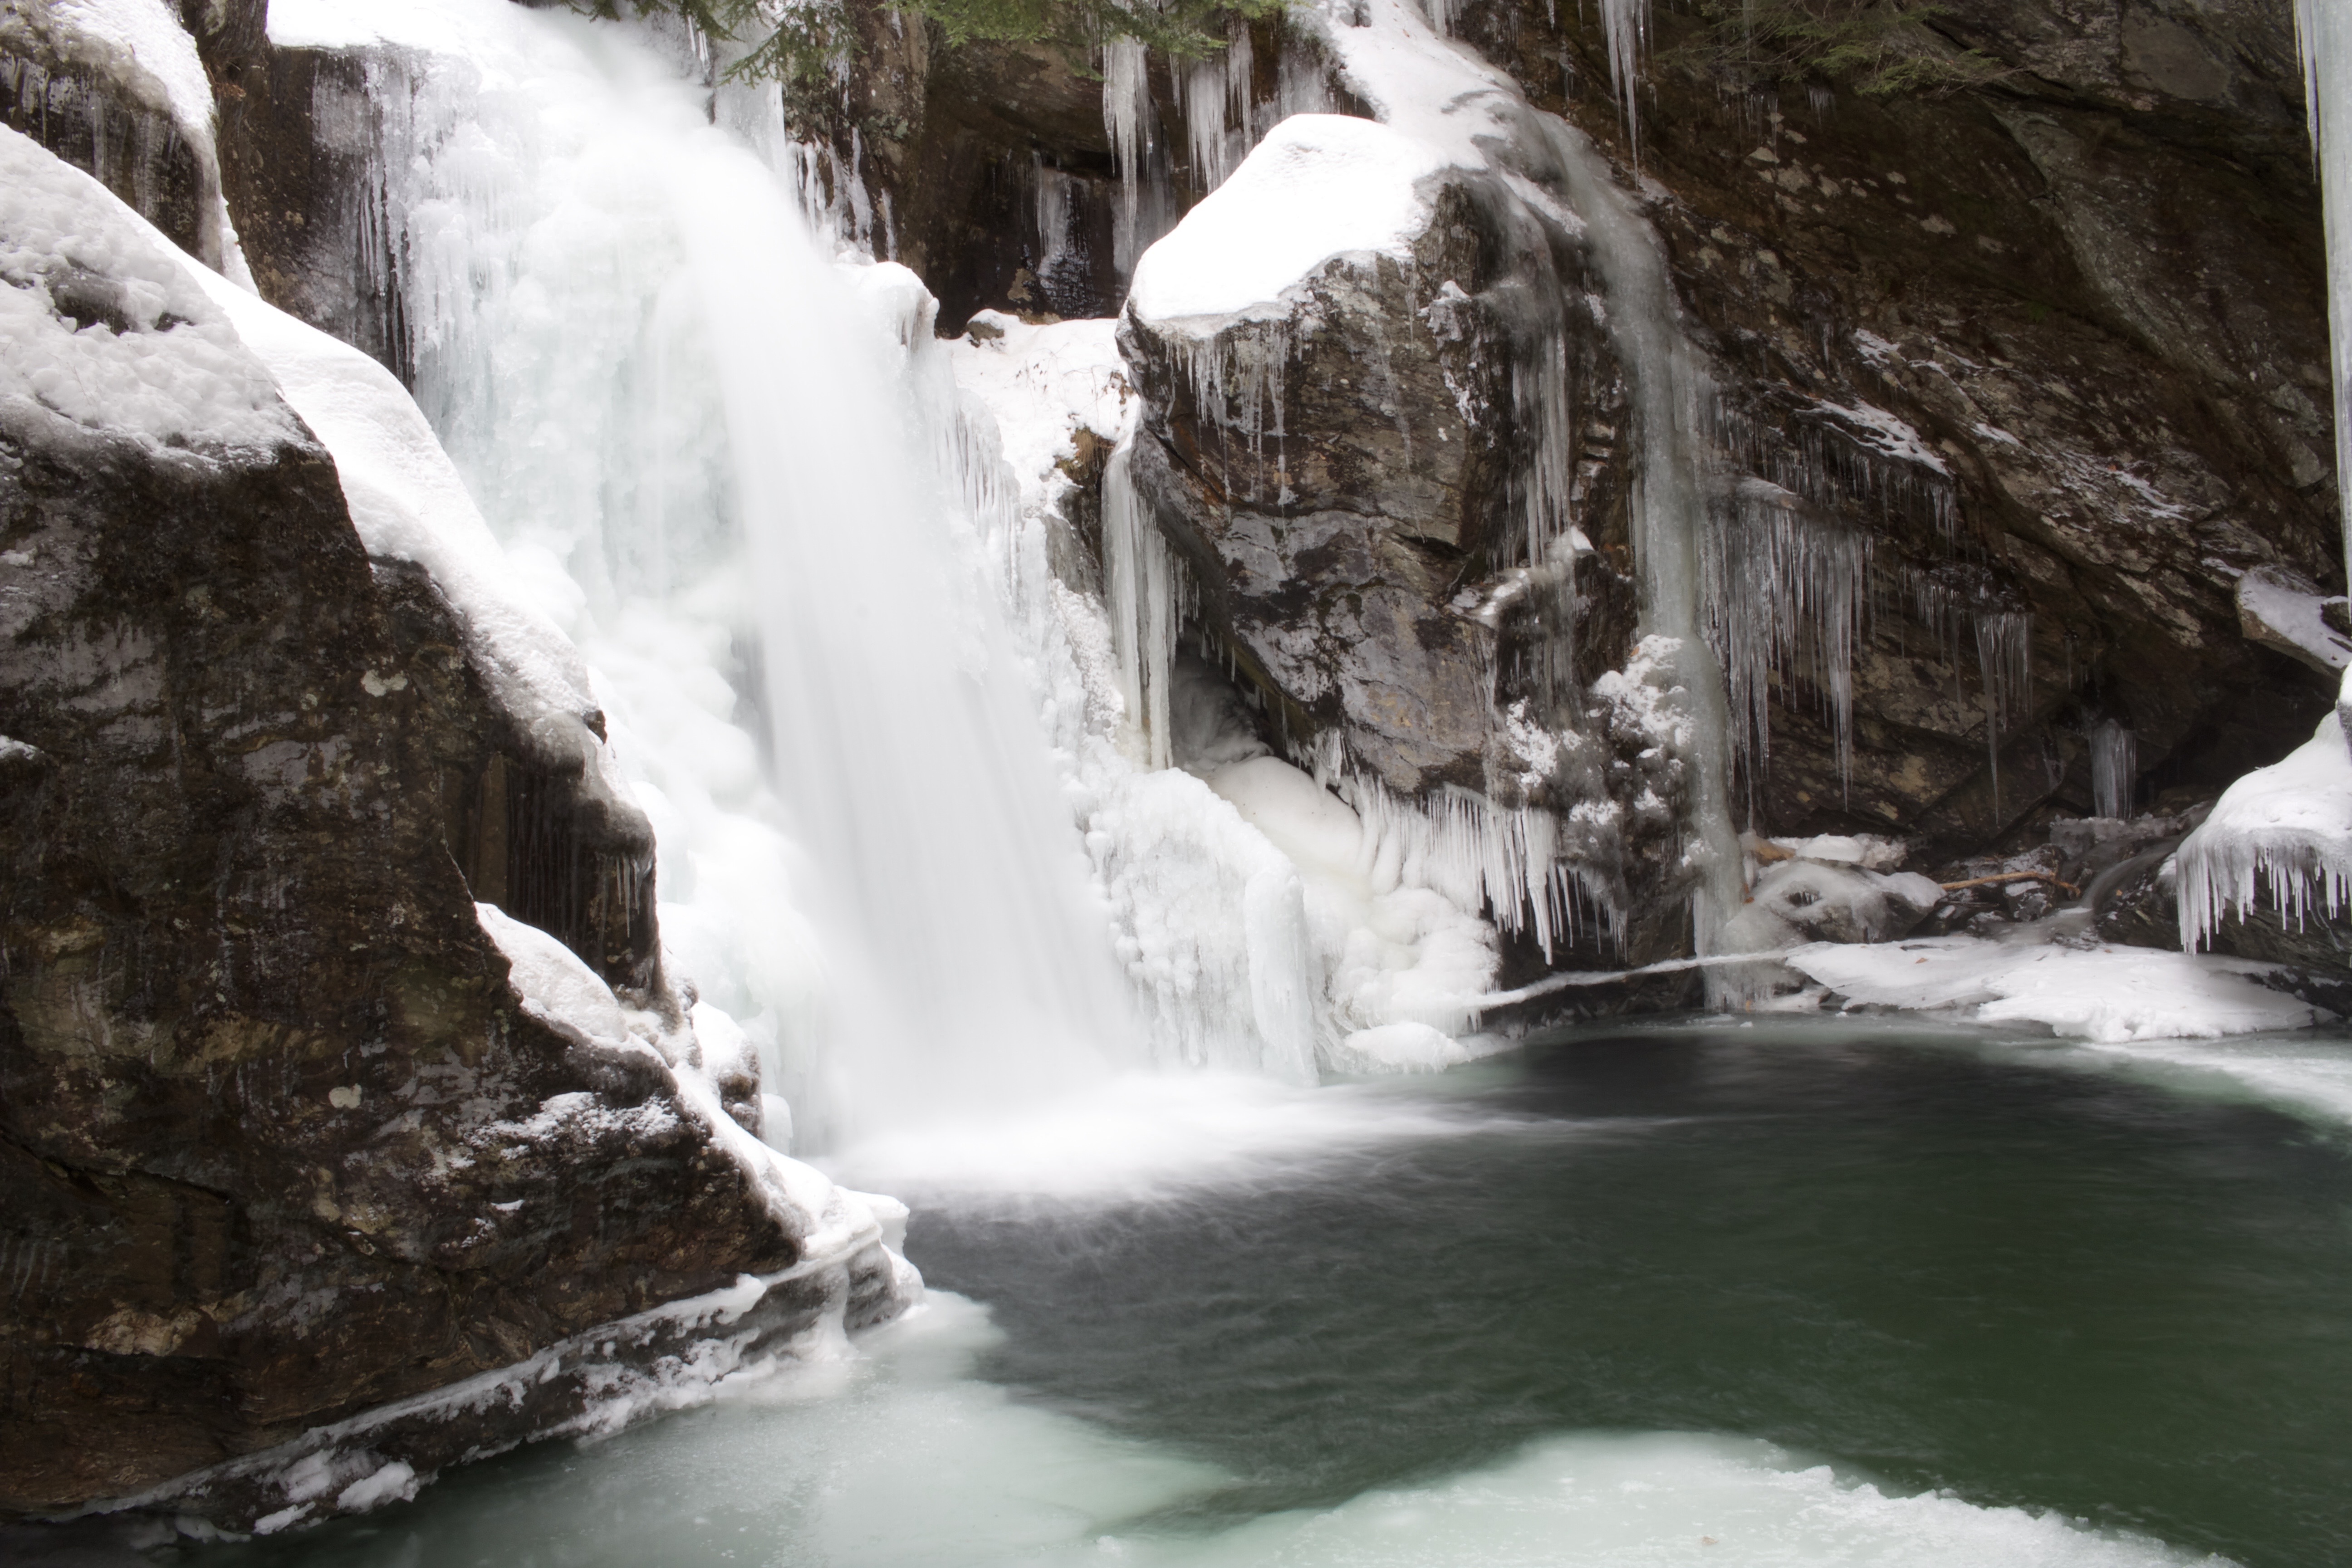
(1450, 0, 2335, 856)
(808, 0, 2333, 973)
(0, 108, 906, 1531)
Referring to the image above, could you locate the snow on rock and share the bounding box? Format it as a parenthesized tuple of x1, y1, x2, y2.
(170, 249, 610, 757)
(1812, 399, 1951, 476)
(1126, 113, 1449, 328)
(1725, 859, 1942, 949)
(946, 312, 1135, 511)
(0, 0, 248, 275)
(2234, 563, 2352, 674)
(475, 904, 893, 1266)
(1788, 936, 2325, 1043)
(475, 903, 642, 1054)
(0, 126, 293, 449)
(2176, 709, 2352, 951)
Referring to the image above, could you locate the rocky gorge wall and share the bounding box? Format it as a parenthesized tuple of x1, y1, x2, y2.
(795, 0, 2339, 984)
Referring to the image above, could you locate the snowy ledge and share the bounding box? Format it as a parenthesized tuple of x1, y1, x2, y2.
(1787, 937, 2328, 1044)
(1126, 113, 1448, 331)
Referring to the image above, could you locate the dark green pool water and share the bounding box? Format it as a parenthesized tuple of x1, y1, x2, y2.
(67, 1017, 2352, 1567)
(906, 1021, 2352, 1566)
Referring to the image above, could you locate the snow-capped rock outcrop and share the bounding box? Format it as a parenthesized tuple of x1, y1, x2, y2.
(0, 126, 913, 1529)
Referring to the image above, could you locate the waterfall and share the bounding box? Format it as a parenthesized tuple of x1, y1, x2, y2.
(2301, 0, 2352, 578)
(1531, 114, 1747, 955)
(270, 0, 1132, 1149)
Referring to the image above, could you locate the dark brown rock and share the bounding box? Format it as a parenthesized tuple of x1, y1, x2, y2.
(0, 240, 871, 1527)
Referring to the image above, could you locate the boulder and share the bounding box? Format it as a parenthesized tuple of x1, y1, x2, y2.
(0, 128, 910, 1531)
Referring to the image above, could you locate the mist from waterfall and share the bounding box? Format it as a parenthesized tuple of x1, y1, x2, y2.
(269, 0, 1134, 1152)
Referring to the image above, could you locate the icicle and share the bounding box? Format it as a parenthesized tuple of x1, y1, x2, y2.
(1102, 438, 1188, 768)
(1973, 609, 2031, 813)
(1704, 480, 1871, 797)
(1599, 0, 1651, 162)
(1102, 39, 1150, 224)
(1335, 769, 1606, 962)
(2179, 716, 2352, 951)
(1169, 325, 1293, 507)
(2090, 719, 2137, 820)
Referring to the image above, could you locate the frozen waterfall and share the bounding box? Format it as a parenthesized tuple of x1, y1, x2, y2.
(268, 0, 1133, 1149)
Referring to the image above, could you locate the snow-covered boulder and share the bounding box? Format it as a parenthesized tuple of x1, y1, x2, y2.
(1117, 114, 1529, 800)
(1725, 857, 1944, 949)
(0, 127, 912, 1531)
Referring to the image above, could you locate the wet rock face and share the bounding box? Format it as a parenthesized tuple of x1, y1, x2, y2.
(1447, 0, 2336, 859)
(0, 392, 803, 1521)
(1117, 181, 1514, 797)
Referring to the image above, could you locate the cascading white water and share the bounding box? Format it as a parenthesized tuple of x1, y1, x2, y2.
(1531, 114, 1748, 953)
(269, 0, 1132, 1150)
(2301, 0, 2352, 578)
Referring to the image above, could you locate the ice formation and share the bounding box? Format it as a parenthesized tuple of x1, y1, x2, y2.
(2176, 710, 2352, 952)
(0, 126, 289, 449)
(2090, 719, 2138, 820)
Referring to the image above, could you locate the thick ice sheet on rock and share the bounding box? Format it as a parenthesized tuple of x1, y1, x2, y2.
(2177, 709, 2352, 950)
(0, 126, 291, 448)
(1126, 113, 1446, 327)
(1788, 936, 2323, 1043)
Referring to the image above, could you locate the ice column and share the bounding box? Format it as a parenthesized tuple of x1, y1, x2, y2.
(2091, 720, 2137, 820)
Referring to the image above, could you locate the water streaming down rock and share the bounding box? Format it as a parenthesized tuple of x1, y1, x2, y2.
(1528, 112, 1747, 955)
(2303, 0, 2352, 578)
(272, 0, 1132, 1150)
(2091, 720, 2138, 821)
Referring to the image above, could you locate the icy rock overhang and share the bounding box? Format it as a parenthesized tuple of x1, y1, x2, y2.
(2235, 564, 2352, 676)
(2176, 705, 2352, 952)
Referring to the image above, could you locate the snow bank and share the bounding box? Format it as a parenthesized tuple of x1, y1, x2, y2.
(2176, 710, 2352, 951)
(0, 126, 291, 448)
(1788, 936, 2323, 1043)
(1126, 113, 1447, 327)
